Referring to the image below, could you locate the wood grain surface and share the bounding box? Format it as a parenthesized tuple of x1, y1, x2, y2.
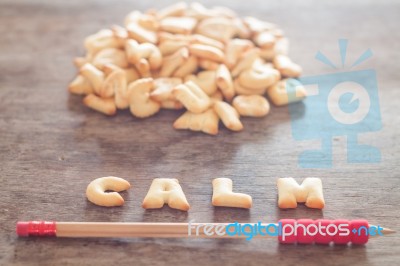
(0, 0, 399, 265)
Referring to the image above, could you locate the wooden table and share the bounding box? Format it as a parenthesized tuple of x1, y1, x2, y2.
(1, 0, 399, 265)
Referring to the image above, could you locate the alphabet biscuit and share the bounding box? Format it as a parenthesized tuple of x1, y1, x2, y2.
(277, 177, 325, 209)
(142, 178, 190, 211)
(212, 178, 252, 209)
(86, 176, 131, 207)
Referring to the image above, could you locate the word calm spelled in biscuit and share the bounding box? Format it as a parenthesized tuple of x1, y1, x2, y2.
(85, 176, 325, 210)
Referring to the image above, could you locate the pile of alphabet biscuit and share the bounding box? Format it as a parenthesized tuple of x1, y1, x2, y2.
(69, 2, 306, 135)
